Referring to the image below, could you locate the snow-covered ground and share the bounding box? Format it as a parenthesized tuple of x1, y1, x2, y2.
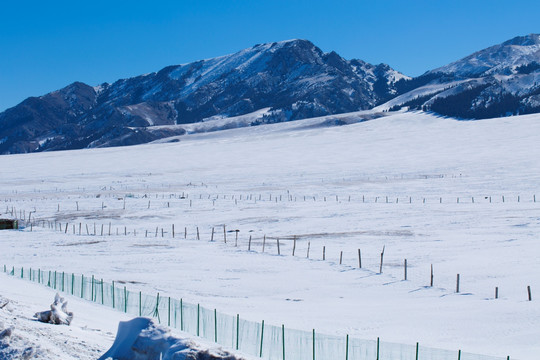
(0, 274, 129, 358)
(0, 275, 252, 359)
(1, 110, 540, 359)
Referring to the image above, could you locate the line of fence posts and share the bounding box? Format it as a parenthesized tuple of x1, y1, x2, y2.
(12, 192, 539, 233)
(13, 221, 433, 278)
(5, 191, 539, 211)
(17, 222, 536, 304)
(31, 223, 393, 280)
(20, 189, 540, 237)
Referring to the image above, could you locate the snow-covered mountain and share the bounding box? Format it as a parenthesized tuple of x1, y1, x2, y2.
(430, 34, 540, 77)
(0, 40, 405, 154)
(380, 34, 540, 118)
(2, 34, 540, 154)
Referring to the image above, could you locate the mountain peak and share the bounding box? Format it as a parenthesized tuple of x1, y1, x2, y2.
(428, 33, 540, 77)
(265, 38, 314, 48)
(502, 33, 540, 47)
(0, 38, 404, 154)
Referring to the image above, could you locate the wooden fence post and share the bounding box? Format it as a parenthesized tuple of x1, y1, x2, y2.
(404, 259, 407, 280)
(358, 249, 362, 268)
(379, 246, 385, 273)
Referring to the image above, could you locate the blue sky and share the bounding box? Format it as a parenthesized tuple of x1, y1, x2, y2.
(1, 0, 539, 111)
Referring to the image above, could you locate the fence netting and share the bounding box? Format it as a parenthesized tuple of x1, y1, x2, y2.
(5, 266, 509, 360)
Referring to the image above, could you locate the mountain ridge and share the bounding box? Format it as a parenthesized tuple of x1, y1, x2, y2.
(1, 34, 539, 154)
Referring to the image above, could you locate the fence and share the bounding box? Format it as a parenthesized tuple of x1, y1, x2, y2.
(3, 265, 510, 360)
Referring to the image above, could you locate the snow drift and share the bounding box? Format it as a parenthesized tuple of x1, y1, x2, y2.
(99, 317, 244, 360)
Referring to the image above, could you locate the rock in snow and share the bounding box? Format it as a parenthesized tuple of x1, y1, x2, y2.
(99, 317, 244, 360)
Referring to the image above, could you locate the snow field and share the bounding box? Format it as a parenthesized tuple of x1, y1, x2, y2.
(1, 111, 540, 359)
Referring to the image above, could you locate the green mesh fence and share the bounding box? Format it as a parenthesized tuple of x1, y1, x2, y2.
(4, 265, 511, 360)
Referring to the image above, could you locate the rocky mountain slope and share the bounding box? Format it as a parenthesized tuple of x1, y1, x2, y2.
(0, 40, 406, 154)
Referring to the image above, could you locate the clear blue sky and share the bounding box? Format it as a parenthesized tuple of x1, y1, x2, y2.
(1, 0, 539, 112)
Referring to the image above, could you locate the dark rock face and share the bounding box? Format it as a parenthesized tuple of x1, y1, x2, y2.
(0, 40, 404, 154)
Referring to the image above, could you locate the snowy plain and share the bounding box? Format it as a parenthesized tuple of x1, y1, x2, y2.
(1, 110, 540, 359)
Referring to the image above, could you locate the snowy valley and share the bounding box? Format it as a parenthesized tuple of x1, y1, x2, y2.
(1, 110, 539, 359)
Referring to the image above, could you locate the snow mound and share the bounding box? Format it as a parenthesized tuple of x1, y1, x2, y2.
(0, 295, 38, 360)
(0, 325, 36, 360)
(99, 317, 244, 360)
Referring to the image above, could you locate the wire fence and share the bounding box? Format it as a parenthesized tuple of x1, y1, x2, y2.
(3, 265, 511, 360)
